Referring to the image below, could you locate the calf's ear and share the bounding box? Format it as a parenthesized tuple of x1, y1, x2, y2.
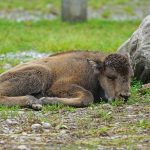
(124, 52, 130, 59)
(121, 52, 134, 74)
(87, 59, 103, 74)
(119, 52, 130, 59)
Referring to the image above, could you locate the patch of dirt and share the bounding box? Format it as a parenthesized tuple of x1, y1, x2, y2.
(0, 103, 149, 149)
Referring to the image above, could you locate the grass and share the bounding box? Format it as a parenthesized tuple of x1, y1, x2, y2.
(96, 109, 113, 121)
(0, 0, 131, 11)
(0, 105, 20, 119)
(0, 0, 60, 13)
(0, 19, 139, 55)
(0, 0, 148, 11)
(137, 119, 150, 129)
(89, 0, 131, 9)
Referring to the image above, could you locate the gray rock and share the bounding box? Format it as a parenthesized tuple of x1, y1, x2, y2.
(43, 129, 50, 133)
(118, 15, 150, 83)
(102, 104, 113, 110)
(31, 123, 42, 131)
(17, 145, 30, 150)
(126, 106, 134, 113)
(5, 119, 18, 125)
(0, 140, 5, 144)
(58, 130, 69, 139)
(22, 132, 27, 135)
(35, 137, 42, 141)
(60, 129, 67, 135)
(3, 129, 9, 134)
(42, 122, 51, 129)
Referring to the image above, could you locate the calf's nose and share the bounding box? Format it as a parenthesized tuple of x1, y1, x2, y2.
(120, 92, 131, 102)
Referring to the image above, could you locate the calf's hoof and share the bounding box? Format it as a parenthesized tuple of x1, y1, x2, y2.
(26, 95, 43, 110)
(32, 103, 42, 110)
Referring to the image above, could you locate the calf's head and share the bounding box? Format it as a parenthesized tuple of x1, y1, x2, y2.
(89, 53, 133, 101)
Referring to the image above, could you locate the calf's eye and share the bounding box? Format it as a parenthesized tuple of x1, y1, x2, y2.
(107, 76, 116, 80)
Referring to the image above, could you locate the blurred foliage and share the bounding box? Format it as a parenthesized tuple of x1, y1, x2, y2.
(0, 19, 139, 55)
(0, 0, 148, 11)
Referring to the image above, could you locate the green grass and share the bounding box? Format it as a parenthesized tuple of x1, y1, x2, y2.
(0, 0, 60, 13)
(88, 0, 131, 9)
(0, 0, 145, 11)
(0, 19, 139, 55)
(0, 0, 131, 11)
(136, 119, 150, 129)
(0, 105, 20, 119)
(96, 109, 113, 121)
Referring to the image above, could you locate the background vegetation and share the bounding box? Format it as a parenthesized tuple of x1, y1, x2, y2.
(0, 20, 139, 54)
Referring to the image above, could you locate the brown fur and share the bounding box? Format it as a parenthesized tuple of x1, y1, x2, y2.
(104, 54, 130, 76)
(0, 51, 133, 110)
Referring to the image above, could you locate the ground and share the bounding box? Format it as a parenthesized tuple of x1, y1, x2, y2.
(0, 96, 149, 149)
(0, 1, 150, 150)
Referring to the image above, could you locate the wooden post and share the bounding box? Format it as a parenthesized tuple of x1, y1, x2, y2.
(61, 0, 87, 22)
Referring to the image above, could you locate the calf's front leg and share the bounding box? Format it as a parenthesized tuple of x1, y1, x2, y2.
(40, 84, 94, 107)
(0, 95, 42, 110)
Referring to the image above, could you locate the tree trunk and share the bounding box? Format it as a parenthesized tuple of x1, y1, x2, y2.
(61, 0, 87, 22)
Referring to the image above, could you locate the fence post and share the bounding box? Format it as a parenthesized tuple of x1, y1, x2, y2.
(61, 0, 87, 22)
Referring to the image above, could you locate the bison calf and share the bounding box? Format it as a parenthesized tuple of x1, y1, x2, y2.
(0, 51, 133, 110)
